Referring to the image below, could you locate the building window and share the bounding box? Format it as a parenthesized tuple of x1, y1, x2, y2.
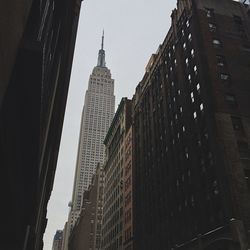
(216, 55, 225, 67)
(231, 116, 244, 133)
(205, 8, 214, 18)
(188, 33, 192, 41)
(196, 83, 201, 92)
(193, 111, 197, 119)
(225, 94, 237, 107)
(186, 19, 190, 27)
(183, 43, 187, 50)
(208, 23, 216, 32)
(194, 65, 198, 74)
(233, 15, 243, 26)
(191, 92, 194, 103)
(220, 73, 229, 80)
(212, 39, 222, 48)
(200, 103, 204, 111)
(191, 195, 195, 206)
(182, 126, 186, 132)
(191, 49, 195, 57)
(244, 168, 250, 188)
(237, 141, 250, 159)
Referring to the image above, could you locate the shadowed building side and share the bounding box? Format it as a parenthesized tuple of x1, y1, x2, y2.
(68, 165, 104, 250)
(0, 0, 83, 249)
(133, 0, 250, 249)
(123, 126, 134, 250)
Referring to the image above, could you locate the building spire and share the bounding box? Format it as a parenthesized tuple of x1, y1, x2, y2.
(101, 30, 104, 50)
(97, 30, 106, 67)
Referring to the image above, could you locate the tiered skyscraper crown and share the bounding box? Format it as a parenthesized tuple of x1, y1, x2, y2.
(97, 30, 106, 67)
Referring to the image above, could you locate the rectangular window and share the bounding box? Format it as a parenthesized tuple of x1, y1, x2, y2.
(225, 94, 237, 107)
(191, 92, 194, 103)
(213, 39, 222, 48)
(220, 73, 229, 80)
(194, 65, 198, 73)
(216, 55, 225, 67)
(233, 15, 243, 25)
(237, 141, 250, 159)
(205, 8, 214, 18)
(200, 103, 204, 111)
(231, 116, 244, 133)
(196, 83, 201, 92)
(208, 23, 216, 32)
(191, 49, 195, 57)
(244, 168, 250, 189)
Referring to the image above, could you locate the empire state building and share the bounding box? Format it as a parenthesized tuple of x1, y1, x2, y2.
(68, 32, 115, 231)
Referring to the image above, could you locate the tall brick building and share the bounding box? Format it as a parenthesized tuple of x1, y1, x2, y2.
(68, 165, 104, 250)
(123, 126, 133, 250)
(101, 98, 132, 250)
(133, 0, 250, 249)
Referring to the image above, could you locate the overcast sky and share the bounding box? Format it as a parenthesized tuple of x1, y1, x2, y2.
(43, 0, 176, 249)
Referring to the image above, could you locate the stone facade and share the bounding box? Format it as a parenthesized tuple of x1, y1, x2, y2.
(64, 35, 115, 249)
(52, 230, 63, 250)
(101, 98, 132, 250)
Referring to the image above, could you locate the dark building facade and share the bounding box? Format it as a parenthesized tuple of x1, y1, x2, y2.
(123, 126, 133, 250)
(0, 0, 82, 249)
(69, 165, 104, 250)
(133, 0, 250, 249)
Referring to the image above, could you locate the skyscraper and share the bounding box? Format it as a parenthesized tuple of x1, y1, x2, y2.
(64, 32, 115, 248)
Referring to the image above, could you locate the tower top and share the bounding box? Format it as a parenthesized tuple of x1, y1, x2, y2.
(97, 30, 106, 67)
(101, 30, 104, 50)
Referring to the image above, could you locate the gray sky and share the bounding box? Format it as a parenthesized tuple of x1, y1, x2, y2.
(43, 0, 176, 249)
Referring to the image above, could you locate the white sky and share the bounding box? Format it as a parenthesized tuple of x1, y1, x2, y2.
(43, 0, 176, 249)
